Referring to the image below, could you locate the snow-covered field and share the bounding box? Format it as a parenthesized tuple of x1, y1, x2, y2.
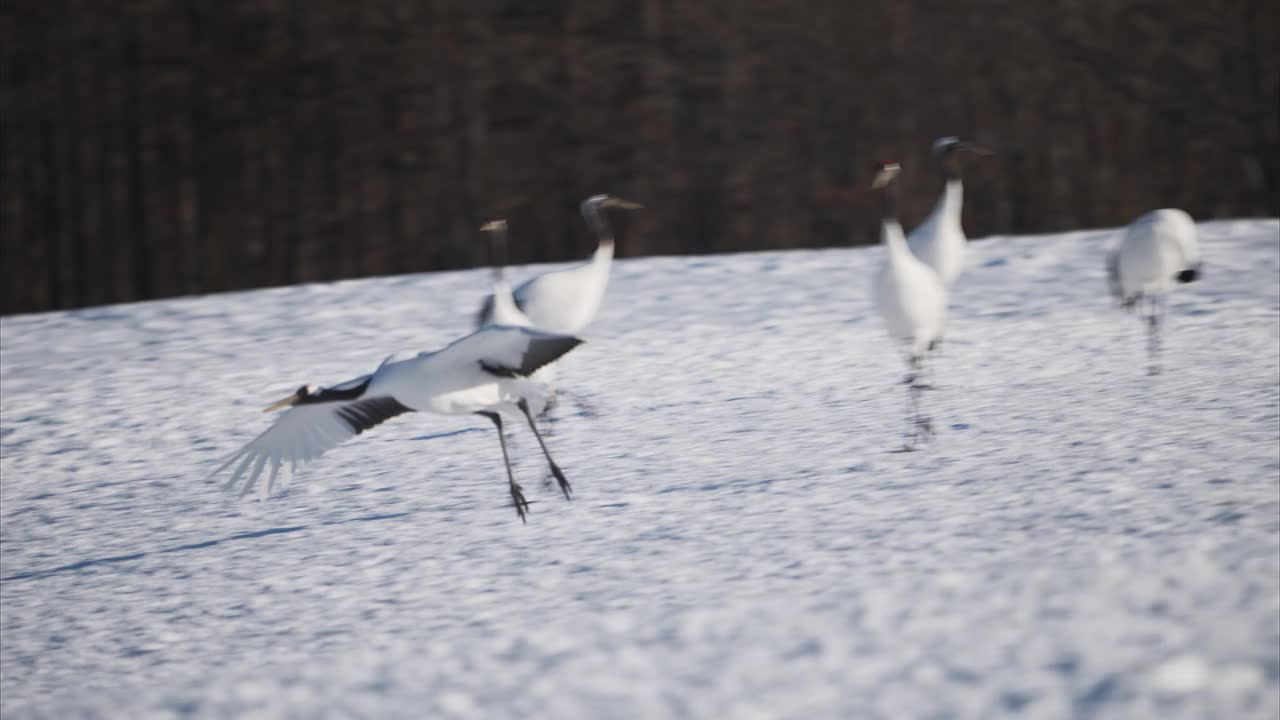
(2, 220, 1278, 719)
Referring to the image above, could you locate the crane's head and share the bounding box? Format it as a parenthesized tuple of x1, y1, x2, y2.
(932, 136, 994, 157)
(480, 219, 509, 276)
(871, 161, 901, 189)
(264, 384, 320, 412)
(582, 194, 644, 214)
(933, 136, 993, 179)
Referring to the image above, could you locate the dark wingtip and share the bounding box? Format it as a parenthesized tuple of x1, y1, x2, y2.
(474, 294, 496, 329)
(1177, 265, 1201, 283)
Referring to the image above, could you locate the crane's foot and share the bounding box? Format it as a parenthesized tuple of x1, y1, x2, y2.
(917, 416, 935, 441)
(549, 462, 572, 500)
(559, 390, 599, 418)
(510, 482, 530, 524)
(902, 417, 935, 451)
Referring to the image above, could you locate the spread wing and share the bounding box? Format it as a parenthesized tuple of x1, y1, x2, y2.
(206, 383, 412, 501)
(424, 325, 582, 378)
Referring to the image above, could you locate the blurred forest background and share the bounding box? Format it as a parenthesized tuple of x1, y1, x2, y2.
(2, 0, 1277, 314)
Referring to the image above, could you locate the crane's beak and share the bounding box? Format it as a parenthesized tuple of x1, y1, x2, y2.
(604, 198, 643, 210)
(871, 164, 900, 189)
(959, 142, 995, 156)
(263, 392, 302, 413)
(480, 220, 507, 232)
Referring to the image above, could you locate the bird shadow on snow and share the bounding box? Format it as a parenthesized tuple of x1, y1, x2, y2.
(0, 511, 413, 584)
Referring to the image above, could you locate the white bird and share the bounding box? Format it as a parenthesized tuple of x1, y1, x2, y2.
(906, 136, 992, 287)
(480, 219, 555, 415)
(480, 220, 536, 329)
(1106, 208, 1202, 375)
(474, 194, 642, 334)
(872, 161, 947, 450)
(205, 325, 583, 523)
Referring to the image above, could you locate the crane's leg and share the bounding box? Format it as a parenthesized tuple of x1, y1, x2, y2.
(1145, 295, 1165, 376)
(518, 399, 572, 500)
(898, 354, 935, 451)
(539, 391, 560, 438)
(479, 411, 529, 523)
(924, 337, 943, 390)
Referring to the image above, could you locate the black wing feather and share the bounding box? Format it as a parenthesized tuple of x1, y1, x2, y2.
(334, 396, 412, 434)
(290, 376, 410, 434)
(474, 294, 496, 328)
(479, 335, 583, 378)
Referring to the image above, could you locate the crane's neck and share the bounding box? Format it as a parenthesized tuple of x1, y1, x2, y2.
(880, 182, 910, 260)
(939, 151, 964, 182)
(880, 179, 899, 228)
(935, 179, 964, 222)
(583, 204, 616, 268)
(882, 219, 910, 261)
(487, 227, 509, 283)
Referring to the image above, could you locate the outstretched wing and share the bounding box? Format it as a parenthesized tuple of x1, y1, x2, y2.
(206, 391, 412, 501)
(426, 325, 582, 378)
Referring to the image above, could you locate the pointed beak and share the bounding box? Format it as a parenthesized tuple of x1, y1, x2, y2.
(480, 220, 506, 232)
(960, 142, 995, 156)
(871, 167, 900, 189)
(263, 393, 301, 413)
(605, 198, 643, 210)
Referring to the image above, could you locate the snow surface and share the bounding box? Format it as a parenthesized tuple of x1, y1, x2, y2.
(2, 220, 1278, 719)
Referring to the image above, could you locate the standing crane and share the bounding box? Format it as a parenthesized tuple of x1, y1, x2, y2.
(1106, 208, 1202, 375)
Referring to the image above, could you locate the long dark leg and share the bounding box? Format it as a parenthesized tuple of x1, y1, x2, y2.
(518, 399, 572, 500)
(899, 354, 934, 451)
(479, 411, 529, 523)
(539, 391, 560, 438)
(923, 337, 942, 390)
(1145, 295, 1165, 376)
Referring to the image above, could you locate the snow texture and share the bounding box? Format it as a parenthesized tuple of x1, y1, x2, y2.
(2, 220, 1278, 719)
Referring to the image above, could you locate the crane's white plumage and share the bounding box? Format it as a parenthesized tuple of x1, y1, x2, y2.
(480, 219, 555, 412)
(475, 195, 641, 334)
(872, 161, 947, 450)
(907, 179, 965, 286)
(490, 276, 532, 328)
(1108, 208, 1201, 305)
(907, 136, 990, 286)
(206, 325, 582, 519)
(874, 169, 947, 357)
(479, 220, 536, 328)
(1106, 208, 1202, 375)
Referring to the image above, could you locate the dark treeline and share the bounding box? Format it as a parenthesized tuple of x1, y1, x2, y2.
(3, 0, 1276, 314)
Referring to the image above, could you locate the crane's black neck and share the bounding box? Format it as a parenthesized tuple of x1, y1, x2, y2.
(487, 227, 508, 280)
(938, 150, 963, 182)
(296, 378, 371, 405)
(880, 180, 899, 224)
(584, 204, 616, 248)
